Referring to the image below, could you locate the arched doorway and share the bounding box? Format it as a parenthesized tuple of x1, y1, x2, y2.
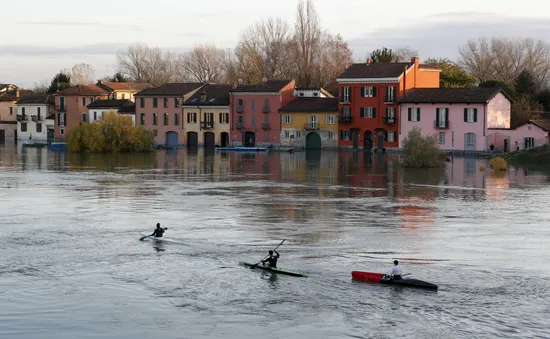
(244, 131, 255, 147)
(166, 131, 178, 148)
(305, 132, 321, 149)
(220, 132, 229, 147)
(204, 132, 215, 148)
(363, 131, 373, 150)
(187, 131, 198, 148)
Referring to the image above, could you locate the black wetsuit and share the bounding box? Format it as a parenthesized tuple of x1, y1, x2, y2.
(264, 251, 280, 268)
(151, 228, 166, 237)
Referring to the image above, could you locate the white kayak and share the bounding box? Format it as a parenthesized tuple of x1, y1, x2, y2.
(139, 233, 183, 245)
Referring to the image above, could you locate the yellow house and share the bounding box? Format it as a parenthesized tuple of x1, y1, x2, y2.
(182, 84, 231, 147)
(97, 81, 153, 102)
(279, 88, 339, 149)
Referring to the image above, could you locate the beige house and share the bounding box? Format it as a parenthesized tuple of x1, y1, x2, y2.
(96, 81, 153, 101)
(0, 84, 34, 143)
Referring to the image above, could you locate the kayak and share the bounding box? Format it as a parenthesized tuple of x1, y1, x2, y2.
(139, 233, 183, 245)
(351, 271, 438, 291)
(239, 261, 308, 278)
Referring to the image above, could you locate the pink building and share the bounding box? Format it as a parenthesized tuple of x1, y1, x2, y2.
(487, 120, 550, 152)
(229, 79, 295, 147)
(398, 88, 512, 152)
(134, 83, 204, 147)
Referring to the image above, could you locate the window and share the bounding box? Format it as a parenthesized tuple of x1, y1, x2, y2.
(386, 131, 396, 142)
(436, 108, 449, 128)
(466, 133, 475, 145)
(284, 130, 290, 139)
(263, 98, 270, 111)
(82, 97, 86, 106)
(264, 132, 269, 141)
(187, 112, 197, 123)
(21, 122, 27, 132)
(153, 129, 158, 137)
(464, 108, 477, 123)
(251, 116, 255, 127)
(386, 107, 395, 118)
(219, 113, 229, 124)
(163, 113, 169, 125)
(299, 93, 304, 97)
(439, 132, 445, 145)
(313, 93, 318, 97)
(163, 98, 168, 108)
(59, 97, 65, 109)
(58, 113, 65, 126)
(328, 131, 334, 139)
(237, 115, 244, 123)
(282, 114, 292, 124)
(153, 113, 158, 125)
(121, 94, 126, 100)
(204, 112, 214, 122)
(60, 128, 65, 135)
(524, 137, 535, 149)
(361, 86, 376, 97)
(386, 86, 395, 102)
(90, 97, 94, 103)
(37, 107, 41, 118)
(341, 106, 351, 116)
(340, 130, 351, 140)
(341, 86, 351, 102)
(10, 107, 13, 115)
(264, 115, 269, 124)
(360, 107, 376, 118)
(140, 113, 145, 125)
(408, 107, 420, 121)
(174, 113, 179, 126)
(295, 130, 301, 138)
(237, 98, 244, 106)
(153, 98, 158, 108)
(140, 98, 144, 108)
(326, 115, 336, 124)
(22, 107, 26, 115)
(82, 113, 87, 122)
(36, 123, 42, 133)
(251, 100, 255, 112)
(175, 98, 179, 108)
(93, 111, 98, 121)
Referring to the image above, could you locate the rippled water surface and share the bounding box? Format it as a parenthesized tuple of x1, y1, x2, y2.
(1, 146, 549, 338)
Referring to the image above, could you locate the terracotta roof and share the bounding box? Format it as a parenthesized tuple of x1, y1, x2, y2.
(16, 94, 54, 105)
(230, 79, 293, 93)
(135, 83, 204, 96)
(87, 99, 135, 109)
(0, 89, 34, 102)
(279, 97, 338, 113)
(54, 85, 109, 96)
(338, 63, 412, 79)
(97, 81, 153, 92)
(184, 84, 231, 106)
(118, 104, 136, 114)
(398, 87, 513, 104)
(529, 120, 550, 131)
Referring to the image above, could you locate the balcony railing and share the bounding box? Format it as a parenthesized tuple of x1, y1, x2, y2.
(384, 96, 396, 104)
(383, 116, 396, 125)
(262, 106, 270, 113)
(31, 115, 43, 122)
(16, 114, 28, 122)
(201, 121, 214, 129)
(338, 115, 353, 124)
(236, 105, 244, 113)
(304, 122, 319, 130)
(261, 122, 271, 130)
(236, 122, 244, 129)
(434, 120, 450, 129)
(339, 97, 351, 104)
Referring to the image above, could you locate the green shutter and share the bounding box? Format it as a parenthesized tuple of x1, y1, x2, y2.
(372, 87, 376, 97)
(384, 131, 388, 141)
(445, 108, 449, 127)
(408, 107, 412, 121)
(361, 87, 365, 97)
(340, 130, 343, 140)
(418, 108, 421, 121)
(372, 107, 376, 118)
(464, 108, 468, 122)
(360, 107, 364, 118)
(474, 108, 478, 122)
(436, 109, 440, 126)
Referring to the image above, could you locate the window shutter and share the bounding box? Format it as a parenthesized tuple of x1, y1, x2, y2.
(408, 108, 411, 121)
(361, 87, 365, 97)
(436, 109, 440, 126)
(372, 87, 376, 97)
(445, 108, 449, 126)
(340, 130, 344, 140)
(372, 107, 376, 118)
(474, 108, 478, 122)
(418, 108, 421, 121)
(464, 108, 468, 122)
(359, 107, 364, 118)
(384, 131, 388, 142)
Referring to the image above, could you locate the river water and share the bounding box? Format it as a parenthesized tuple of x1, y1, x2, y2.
(0, 146, 549, 339)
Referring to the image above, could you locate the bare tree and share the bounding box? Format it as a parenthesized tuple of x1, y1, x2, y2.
(459, 37, 550, 89)
(70, 63, 96, 85)
(180, 44, 226, 83)
(293, 0, 322, 87)
(32, 79, 50, 93)
(316, 33, 353, 88)
(116, 43, 151, 83)
(394, 47, 419, 62)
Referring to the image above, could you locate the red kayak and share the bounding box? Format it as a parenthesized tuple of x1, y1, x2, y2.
(352, 271, 438, 291)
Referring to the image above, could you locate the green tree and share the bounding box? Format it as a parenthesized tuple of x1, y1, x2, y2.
(47, 71, 71, 93)
(424, 58, 476, 88)
(109, 72, 129, 82)
(514, 69, 537, 97)
(401, 127, 447, 168)
(369, 47, 396, 63)
(535, 89, 550, 111)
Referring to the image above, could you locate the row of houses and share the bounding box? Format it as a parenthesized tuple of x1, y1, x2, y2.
(2, 58, 550, 152)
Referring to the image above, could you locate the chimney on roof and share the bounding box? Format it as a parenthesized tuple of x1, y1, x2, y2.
(15, 89, 20, 98)
(232, 82, 237, 89)
(200, 91, 207, 102)
(411, 57, 419, 66)
(367, 58, 372, 64)
(262, 77, 267, 83)
(237, 78, 243, 85)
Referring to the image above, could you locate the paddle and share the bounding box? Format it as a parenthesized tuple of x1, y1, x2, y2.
(250, 239, 286, 269)
(139, 235, 151, 241)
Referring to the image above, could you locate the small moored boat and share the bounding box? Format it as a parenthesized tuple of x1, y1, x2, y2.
(352, 271, 438, 290)
(239, 261, 308, 277)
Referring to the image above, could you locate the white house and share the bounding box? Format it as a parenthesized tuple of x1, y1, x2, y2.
(16, 94, 55, 143)
(86, 99, 136, 125)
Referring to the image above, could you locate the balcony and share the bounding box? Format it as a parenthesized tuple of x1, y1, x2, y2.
(262, 106, 270, 113)
(384, 96, 396, 104)
(338, 115, 353, 124)
(236, 122, 244, 129)
(32, 115, 43, 122)
(304, 122, 319, 130)
(261, 122, 271, 130)
(236, 105, 244, 113)
(434, 120, 450, 129)
(16, 114, 28, 122)
(383, 116, 396, 125)
(200, 121, 214, 129)
(55, 105, 65, 112)
(339, 97, 351, 104)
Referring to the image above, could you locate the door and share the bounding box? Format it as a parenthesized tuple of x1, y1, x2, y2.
(47, 128, 55, 142)
(378, 131, 385, 150)
(352, 130, 359, 149)
(363, 131, 373, 150)
(504, 138, 509, 152)
(166, 131, 178, 148)
(305, 132, 322, 149)
(244, 131, 255, 147)
(204, 132, 215, 148)
(187, 131, 198, 147)
(0, 130, 5, 144)
(220, 132, 229, 147)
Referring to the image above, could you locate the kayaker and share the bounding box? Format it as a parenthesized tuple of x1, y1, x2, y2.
(149, 223, 168, 238)
(262, 250, 280, 268)
(390, 260, 402, 280)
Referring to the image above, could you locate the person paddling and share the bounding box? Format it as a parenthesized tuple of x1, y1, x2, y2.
(261, 250, 280, 268)
(150, 223, 168, 238)
(390, 260, 402, 280)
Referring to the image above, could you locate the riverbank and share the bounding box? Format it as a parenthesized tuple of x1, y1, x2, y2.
(499, 145, 550, 167)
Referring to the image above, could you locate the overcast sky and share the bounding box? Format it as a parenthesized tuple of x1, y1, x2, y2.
(1, 0, 549, 88)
